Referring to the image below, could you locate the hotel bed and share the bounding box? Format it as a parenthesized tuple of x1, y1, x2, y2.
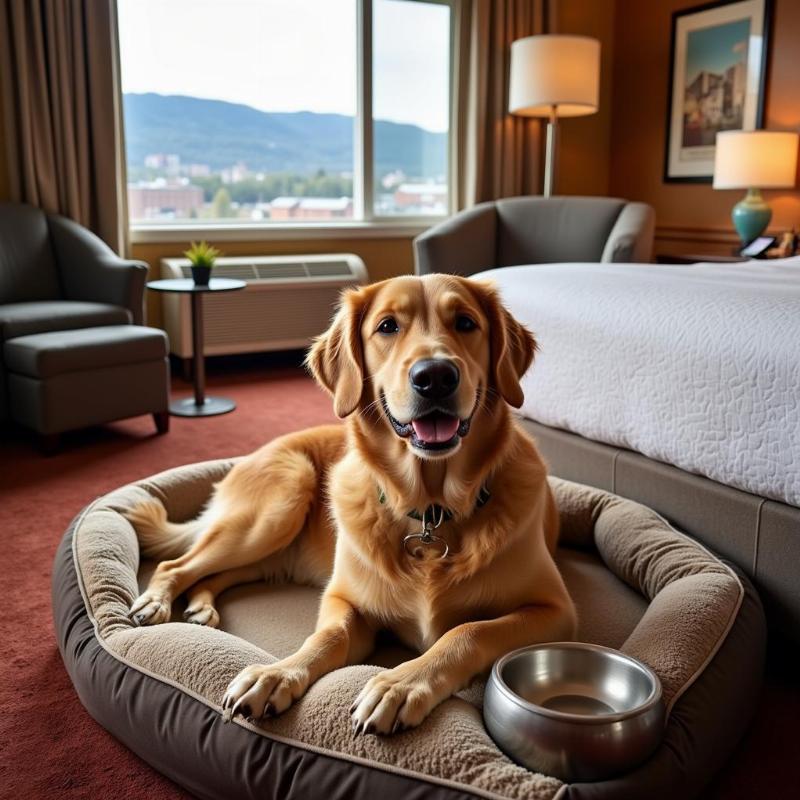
(479, 259, 800, 640)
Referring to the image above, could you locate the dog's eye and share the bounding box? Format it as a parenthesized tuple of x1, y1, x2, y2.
(377, 317, 400, 335)
(455, 314, 478, 332)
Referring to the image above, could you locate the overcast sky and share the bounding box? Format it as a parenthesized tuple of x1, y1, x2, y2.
(118, 0, 450, 133)
(685, 18, 749, 84)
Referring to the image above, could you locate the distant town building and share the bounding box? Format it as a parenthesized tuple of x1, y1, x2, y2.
(269, 196, 353, 220)
(165, 154, 181, 176)
(381, 170, 406, 189)
(186, 163, 211, 177)
(143, 153, 182, 176)
(393, 182, 447, 212)
(221, 162, 249, 184)
(144, 153, 169, 169)
(250, 203, 273, 221)
(268, 197, 300, 219)
(143, 154, 210, 179)
(128, 181, 204, 220)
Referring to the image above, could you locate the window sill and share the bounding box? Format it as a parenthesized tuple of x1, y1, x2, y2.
(129, 219, 439, 244)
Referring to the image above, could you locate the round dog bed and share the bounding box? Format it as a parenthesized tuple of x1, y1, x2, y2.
(52, 458, 765, 800)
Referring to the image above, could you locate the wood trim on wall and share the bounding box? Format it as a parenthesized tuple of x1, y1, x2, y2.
(654, 224, 742, 257)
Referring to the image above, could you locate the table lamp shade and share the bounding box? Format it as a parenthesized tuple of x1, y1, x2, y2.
(509, 35, 600, 117)
(713, 131, 799, 189)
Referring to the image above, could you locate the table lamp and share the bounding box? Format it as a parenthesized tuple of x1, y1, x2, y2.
(509, 34, 600, 197)
(713, 130, 799, 244)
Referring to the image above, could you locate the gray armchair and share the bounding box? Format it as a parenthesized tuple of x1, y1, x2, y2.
(0, 202, 169, 444)
(414, 196, 655, 276)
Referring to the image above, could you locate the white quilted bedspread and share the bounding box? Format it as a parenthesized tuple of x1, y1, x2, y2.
(478, 259, 800, 507)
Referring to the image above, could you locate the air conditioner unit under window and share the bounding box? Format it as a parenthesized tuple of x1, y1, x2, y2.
(158, 253, 368, 359)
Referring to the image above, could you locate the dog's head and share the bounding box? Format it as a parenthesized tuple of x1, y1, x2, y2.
(307, 274, 536, 459)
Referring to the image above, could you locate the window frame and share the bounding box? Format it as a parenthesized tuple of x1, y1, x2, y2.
(125, 0, 457, 242)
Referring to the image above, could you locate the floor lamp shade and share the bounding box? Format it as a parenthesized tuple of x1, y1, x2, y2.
(509, 35, 600, 197)
(509, 35, 600, 118)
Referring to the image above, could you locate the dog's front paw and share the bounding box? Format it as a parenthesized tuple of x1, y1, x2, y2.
(350, 665, 440, 735)
(183, 600, 220, 627)
(129, 590, 171, 625)
(222, 662, 310, 721)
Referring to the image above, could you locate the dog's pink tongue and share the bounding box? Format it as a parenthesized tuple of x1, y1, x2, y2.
(412, 415, 460, 444)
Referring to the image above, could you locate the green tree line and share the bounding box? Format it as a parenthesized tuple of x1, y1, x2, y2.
(193, 170, 353, 204)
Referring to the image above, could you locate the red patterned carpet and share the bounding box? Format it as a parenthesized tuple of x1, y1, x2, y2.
(0, 358, 794, 799)
(0, 358, 334, 800)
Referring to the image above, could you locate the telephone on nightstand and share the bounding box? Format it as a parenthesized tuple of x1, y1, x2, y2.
(739, 237, 775, 258)
(739, 230, 798, 259)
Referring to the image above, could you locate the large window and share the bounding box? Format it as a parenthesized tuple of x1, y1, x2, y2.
(372, 0, 450, 216)
(117, 0, 452, 227)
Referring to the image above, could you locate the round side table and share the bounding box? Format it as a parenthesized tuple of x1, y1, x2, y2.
(147, 278, 246, 417)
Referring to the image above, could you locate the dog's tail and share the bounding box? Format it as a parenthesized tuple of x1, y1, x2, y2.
(125, 500, 205, 560)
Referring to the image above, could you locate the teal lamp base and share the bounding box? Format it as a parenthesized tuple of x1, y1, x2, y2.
(731, 188, 771, 244)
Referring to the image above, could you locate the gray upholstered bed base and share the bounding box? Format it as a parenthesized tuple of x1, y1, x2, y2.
(521, 419, 800, 643)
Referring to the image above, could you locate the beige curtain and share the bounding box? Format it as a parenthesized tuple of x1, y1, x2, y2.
(0, 0, 128, 253)
(455, 0, 549, 208)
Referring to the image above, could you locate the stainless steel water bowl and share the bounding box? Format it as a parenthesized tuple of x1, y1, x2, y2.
(483, 643, 665, 782)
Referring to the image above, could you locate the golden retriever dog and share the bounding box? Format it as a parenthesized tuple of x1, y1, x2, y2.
(126, 274, 576, 735)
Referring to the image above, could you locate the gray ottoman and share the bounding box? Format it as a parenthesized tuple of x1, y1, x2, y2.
(4, 325, 170, 444)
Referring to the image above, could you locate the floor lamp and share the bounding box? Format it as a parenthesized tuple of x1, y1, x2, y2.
(509, 35, 600, 197)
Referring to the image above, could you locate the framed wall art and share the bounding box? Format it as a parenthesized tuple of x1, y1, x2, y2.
(664, 0, 772, 182)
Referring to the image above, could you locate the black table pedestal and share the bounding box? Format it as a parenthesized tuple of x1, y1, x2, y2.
(169, 291, 236, 417)
(146, 277, 247, 418)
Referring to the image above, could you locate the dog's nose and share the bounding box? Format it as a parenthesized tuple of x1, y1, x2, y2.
(409, 359, 460, 400)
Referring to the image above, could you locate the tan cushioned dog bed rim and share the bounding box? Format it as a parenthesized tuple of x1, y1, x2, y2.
(52, 459, 766, 800)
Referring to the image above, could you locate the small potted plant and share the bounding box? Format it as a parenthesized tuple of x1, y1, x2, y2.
(184, 241, 221, 286)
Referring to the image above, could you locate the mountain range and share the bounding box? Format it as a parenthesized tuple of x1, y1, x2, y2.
(123, 93, 447, 179)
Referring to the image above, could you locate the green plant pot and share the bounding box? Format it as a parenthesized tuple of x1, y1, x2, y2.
(191, 265, 211, 286)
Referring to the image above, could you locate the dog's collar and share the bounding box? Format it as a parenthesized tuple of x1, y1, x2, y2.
(376, 483, 491, 524)
(378, 483, 491, 560)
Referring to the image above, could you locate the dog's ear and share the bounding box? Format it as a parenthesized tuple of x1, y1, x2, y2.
(475, 280, 537, 408)
(306, 286, 367, 418)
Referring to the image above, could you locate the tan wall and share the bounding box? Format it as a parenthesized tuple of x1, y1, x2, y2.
(610, 0, 800, 257)
(555, 0, 616, 197)
(133, 236, 415, 328)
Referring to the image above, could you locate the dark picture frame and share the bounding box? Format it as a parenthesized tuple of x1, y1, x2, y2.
(663, 0, 772, 183)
